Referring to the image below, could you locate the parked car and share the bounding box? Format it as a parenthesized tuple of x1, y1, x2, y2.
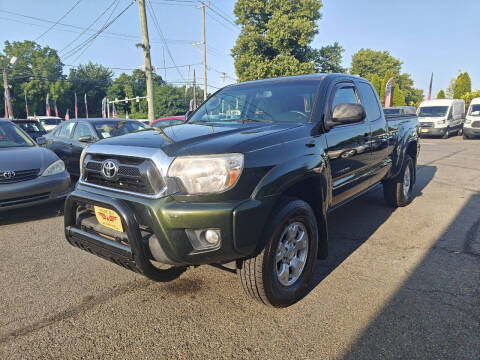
(463, 97, 480, 139)
(150, 116, 185, 129)
(37, 118, 146, 177)
(0, 119, 70, 210)
(28, 116, 63, 132)
(12, 119, 47, 142)
(383, 106, 416, 116)
(63, 74, 419, 307)
(417, 99, 465, 138)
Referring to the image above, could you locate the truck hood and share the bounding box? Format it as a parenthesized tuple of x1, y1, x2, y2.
(93, 123, 305, 157)
(0, 146, 60, 173)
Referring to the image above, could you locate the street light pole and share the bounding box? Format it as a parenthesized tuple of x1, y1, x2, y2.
(138, 0, 155, 124)
(198, 2, 208, 101)
(1, 57, 14, 119)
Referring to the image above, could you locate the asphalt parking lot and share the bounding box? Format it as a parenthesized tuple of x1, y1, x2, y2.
(0, 135, 479, 359)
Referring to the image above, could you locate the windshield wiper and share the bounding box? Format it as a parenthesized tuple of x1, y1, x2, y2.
(237, 118, 273, 123)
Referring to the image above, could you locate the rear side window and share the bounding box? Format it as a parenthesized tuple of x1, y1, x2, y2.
(358, 82, 381, 121)
(73, 123, 94, 140)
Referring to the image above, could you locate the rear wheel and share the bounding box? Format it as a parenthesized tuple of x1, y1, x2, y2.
(383, 154, 415, 207)
(238, 198, 318, 307)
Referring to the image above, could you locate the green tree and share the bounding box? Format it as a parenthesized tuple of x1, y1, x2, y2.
(461, 90, 480, 111)
(437, 89, 446, 99)
(68, 62, 113, 117)
(369, 74, 381, 96)
(453, 72, 471, 99)
(1, 40, 69, 117)
(232, 0, 323, 81)
(350, 49, 402, 79)
(392, 83, 406, 106)
(313, 42, 346, 73)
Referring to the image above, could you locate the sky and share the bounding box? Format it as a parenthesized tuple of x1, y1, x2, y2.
(1, 0, 479, 97)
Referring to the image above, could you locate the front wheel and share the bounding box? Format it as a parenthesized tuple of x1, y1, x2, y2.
(383, 154, 415, 207)
(238, 198, 318, 307)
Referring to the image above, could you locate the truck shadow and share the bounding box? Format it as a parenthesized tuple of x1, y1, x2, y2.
(341, 190, 480, 359)
(309, 164, 437, 291)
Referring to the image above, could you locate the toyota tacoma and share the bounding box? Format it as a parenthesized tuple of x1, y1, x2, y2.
(64, 74, 419, 307)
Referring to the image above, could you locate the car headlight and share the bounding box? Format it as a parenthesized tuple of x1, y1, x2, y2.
(79, 147, 88, 175)
(436, 120, 445, 125)
(168, 154, 244, 194)
(41, 160, 65, 177)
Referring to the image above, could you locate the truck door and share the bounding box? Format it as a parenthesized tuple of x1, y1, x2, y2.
(357, 81, 391, 185)
(324, 81, 372, 206)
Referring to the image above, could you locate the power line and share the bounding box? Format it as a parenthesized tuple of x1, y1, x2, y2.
(146, 0, 185, 81)
(34, 0, 83, 41)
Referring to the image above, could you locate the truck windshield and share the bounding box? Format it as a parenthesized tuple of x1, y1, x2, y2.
(0, 122, 35, 148)
(94, 120, 146, 139)
(418, 106, 449, 117)
(188, 80, 319, 124)
(468, 104, 480, 116)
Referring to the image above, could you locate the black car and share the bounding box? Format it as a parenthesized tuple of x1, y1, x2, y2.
(12, 119, 47, 142)
(37, 118, 146, 177)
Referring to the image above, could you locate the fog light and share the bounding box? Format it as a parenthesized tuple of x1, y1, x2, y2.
(205, 229, 220, 244)
(186, 228, 222, 251)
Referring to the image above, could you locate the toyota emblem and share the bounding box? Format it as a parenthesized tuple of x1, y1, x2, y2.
(1, 171, 16, 180)
(101, 160, 118, 179)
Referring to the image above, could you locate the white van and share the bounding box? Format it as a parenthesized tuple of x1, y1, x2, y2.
(417, 99, 465, 138)
(463, 97, 480, 139)
(27, 116, 63, 132)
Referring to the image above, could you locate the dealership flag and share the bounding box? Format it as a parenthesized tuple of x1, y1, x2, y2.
(25, 91, 29, 118)
(101, 97, 107, 118)
(65, 109, 70, 120)
(112, 102, 118, 118)
(84, 93, 88, 118)
(74, 92, 78, 119)
(46, 93, 51, 116)
(54, 98, 59, 117)
(427, 73, 433, 101)
(4, 97, 8, 118)
(384, 78, 394, 108)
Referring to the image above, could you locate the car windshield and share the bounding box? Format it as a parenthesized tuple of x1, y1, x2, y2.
(93, 120, 146, 139)
(418, 106, 449, 117)
(468, 104, 480, 116)
(384, 109, 401, 115)
(0, 122, 35, 148)
(16, 121, 46, 133)
(40, 118, 62, 126)
(188, 80, 319, 124)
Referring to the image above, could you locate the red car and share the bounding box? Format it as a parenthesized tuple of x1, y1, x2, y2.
(150, 116, 185, 129)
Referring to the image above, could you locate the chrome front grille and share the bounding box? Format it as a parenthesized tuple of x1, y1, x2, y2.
(419, 122, 433, 128)
(0, 169, 39, 184)
(82, 155, 165, 195)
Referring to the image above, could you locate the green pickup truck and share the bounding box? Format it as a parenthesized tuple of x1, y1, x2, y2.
(64, 74, 419, 307)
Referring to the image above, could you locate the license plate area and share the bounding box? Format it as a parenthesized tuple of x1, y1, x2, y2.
(94, 206, 124, 232)
(421, 129, 429, 133)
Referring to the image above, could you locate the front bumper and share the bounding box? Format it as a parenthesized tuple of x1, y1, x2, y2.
(418, 127, 447, 136)
(64, 186, 275, 276)
(463, 127, 480, 137)
(0, 171, 71, 211)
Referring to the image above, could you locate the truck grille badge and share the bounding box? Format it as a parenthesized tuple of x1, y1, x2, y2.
(101, 160, 118, 179)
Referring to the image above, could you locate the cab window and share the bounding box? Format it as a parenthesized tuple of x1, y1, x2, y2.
(358, 82, 381, 121)
(58, 122, 75, 138)
(73, 123, 94, 140)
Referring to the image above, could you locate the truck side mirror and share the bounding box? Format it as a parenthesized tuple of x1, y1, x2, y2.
(78, 135, 94, 143)
(329, 103, 366, 126)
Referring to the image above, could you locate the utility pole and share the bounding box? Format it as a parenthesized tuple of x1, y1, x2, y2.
(197, 2, 209, 101)
(221, 72, 226, 88)
(138, 0, 155, 124)
(1, 57, 14, 119)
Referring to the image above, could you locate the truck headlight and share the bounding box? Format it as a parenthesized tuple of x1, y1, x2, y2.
(436, 120, 446, 125)
(79, 147, 88, 175)
(41, 160, 65, 177)
(168, 154, 244, 194)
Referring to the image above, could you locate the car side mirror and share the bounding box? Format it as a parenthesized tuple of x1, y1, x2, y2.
(36, 136, 46, 146)
(329, 103, 366, 127)
(78, 135, 94, 143)
(185, 110, 193, 120)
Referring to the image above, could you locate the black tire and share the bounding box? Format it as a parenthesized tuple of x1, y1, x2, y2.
(442, 128, 450, 139)
(458, 127, 463, 136)
(238, 198, 318, 307)
(383, 154, 415, 207)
